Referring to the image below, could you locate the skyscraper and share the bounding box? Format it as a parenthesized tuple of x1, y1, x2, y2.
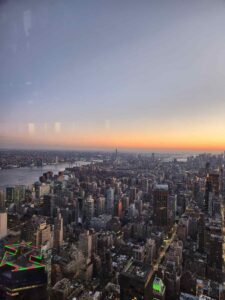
(96, 196, 106, 216)
(85, 195, 95, 221)
(197, 213, 205, 253)
(53, 211, 63, 249)
(153, 184, 169, 228)
(106, 187, 114, 215)
(204, 172, 220, 214)
(6, 187, 14, 204)
(0, 188, 5, 211)
(208, 234, 223, 269)
(0, 212, 7, 240)
(79, 230, 93, 259)
(5, 186, 25, 205)
(0, 188, 7, 240)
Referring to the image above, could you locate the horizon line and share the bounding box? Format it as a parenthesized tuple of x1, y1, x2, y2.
(0, 146, 224, 154)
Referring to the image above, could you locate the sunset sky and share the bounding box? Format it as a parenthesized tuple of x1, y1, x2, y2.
(1, 0, 225, 151)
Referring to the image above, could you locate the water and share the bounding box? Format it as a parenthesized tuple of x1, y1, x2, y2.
(0, 162, 90, 187)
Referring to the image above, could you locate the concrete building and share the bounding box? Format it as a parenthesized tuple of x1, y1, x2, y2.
(35, 220, 53, 248)
(0, 212, 7, 240)
(79, 230, 93, 259)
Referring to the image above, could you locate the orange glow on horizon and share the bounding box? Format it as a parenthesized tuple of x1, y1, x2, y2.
(5, 130, 225, 151)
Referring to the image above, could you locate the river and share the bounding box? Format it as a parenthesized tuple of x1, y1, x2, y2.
(0, 162, 90, 187)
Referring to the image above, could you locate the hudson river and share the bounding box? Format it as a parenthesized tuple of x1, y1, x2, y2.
(0, 162, 89, 187)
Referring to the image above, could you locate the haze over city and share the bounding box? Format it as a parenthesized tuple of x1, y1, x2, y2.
(1, 1, 225, 300)
(1, 0, 225, 151)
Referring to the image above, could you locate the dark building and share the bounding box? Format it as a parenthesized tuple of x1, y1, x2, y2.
(207, 234, 223, 270)
(177, 193, 186, 216)
(208, 172, 220, 195)
(42, 195, 54, 217)
(119, 260, 155, 300)
(6, 187, 14, 204)
(153, 185, 169, 228)
(207, 233, 223, 282)
(0, 242, 48, 300)
(204, 177, 212, 214)
(197, 213, 205, 253)
(204, 172, 220, 214)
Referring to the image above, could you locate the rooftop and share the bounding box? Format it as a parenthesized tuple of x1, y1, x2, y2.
(155, 184, 168, 191)
(0, 242, 45, 272)
(122, 259, 152, 281)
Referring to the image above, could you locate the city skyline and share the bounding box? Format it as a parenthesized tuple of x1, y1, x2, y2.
(1, 2, 225, 297)
(1, 0, 225, 151)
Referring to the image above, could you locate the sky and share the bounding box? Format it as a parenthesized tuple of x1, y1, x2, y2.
(1, 0, 225, 151)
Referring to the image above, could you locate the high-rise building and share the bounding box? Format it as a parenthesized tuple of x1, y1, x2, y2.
(34, 182, 51, 200)
(85, 195, 95, 221)
(106, 187, 114, 215)
(177, 192, 186, 216)
(208, 172, 220, 195)
(204, 176, 212, 214)
(207, 233, 223, 282)
(153, 184, 169, 228)
(35, 220, 53, 248)
(53, 212, 63, 249)
(152, 277, 166, 300)
(0, 188, 7, 240)
(204, 172, 220, 214)
(207, 234, 223, 270)
(119, 260, 154, 300)
(96, 196, 105, 216)
(0, 212, 7, 240)
(135, 199, 143, 215)
(6, 186, 25, 205)
(145, 239, 156, 265)
(197, 213, 205, 253)
(142, 178, 149, 193)
(0, 242, 48, 300)
(42, 195, 54, 217)
(130, 187, 137, 203)
(0, 188, 5, 211)
(79, 230, 93, 259)
(122, 195, 130, 211)
(117, 199, 123, 218)
(6, 187, 14, 204)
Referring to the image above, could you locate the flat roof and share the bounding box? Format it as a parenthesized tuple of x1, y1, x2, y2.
(155, 184, 168, 191)
(122, 260, 152, 281)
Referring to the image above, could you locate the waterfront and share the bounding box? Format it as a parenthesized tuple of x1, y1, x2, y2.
(0, 162, 90, 187)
